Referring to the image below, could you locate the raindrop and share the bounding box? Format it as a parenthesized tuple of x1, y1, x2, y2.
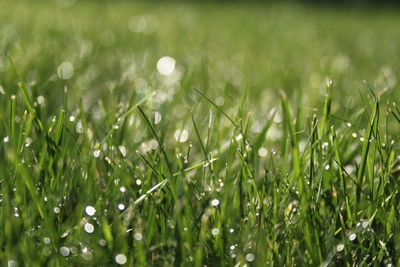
(53, 207, 60, 214)
(8, 260, 17, 267)
(69, 115, 76, 122)
(118, 204, 125, 211)
(119, 186, 126, 193)
(3, 136, 9, 143)
(43, 237, 51, 244)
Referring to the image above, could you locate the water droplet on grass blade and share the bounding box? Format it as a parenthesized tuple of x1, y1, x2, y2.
(157, 57, 175, 76)
(211, 199, 219, 207)
(349, 233, 356, 241)
(154, 112, 162, 124)
(336, 244, 344, 252)
(76, 120, 83, 134)
(258, 147, 267, 157)
(57, 62, 74, 80)
(211, 228, 220, 236)
(93, 150, 100, 158)
(118, 145, 127, 157)
(115, 254, 127, 265)
(84, 223, 94, 233)
(245, 253, 255, 262)
(37, 96, 45, 105)
(60, 247, 70, 257)
(85, 206, 96, 216)
(134, 232, 143, 241)
(174, 129, 188, 143)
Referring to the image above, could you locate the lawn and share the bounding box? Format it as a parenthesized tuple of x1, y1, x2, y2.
(1, 0, 400, 266)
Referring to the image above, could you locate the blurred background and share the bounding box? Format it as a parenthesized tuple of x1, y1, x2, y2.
(1, 0, 399, 133)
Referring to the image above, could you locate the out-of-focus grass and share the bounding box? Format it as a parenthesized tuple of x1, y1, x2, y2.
(0, 0, 400, 266)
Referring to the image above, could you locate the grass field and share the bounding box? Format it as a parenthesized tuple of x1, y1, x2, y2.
(1, 0, 400, 266)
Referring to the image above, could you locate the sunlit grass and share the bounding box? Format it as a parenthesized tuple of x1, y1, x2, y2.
(0, 0, 400, 266)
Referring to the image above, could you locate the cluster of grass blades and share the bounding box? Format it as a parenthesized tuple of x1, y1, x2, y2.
(0, 76, 399, 266)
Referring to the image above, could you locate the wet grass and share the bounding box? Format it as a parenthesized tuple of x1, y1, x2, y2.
(1, 0, 400, 266)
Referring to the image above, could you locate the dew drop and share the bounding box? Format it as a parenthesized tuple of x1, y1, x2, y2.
(115, 253, 127, 265)
(85, 206, 96, 216)
(211, 199, 220, 207)
(37, 96, 45, 105)
(349, 233, 356, 241)
(57, 62, 74, 80)
(60, 247, 70, 257)
(119, 145, 127, 157)
(154, 112, 162, 124)
(157, 57, 175, 76)
(76, 120, 83, 134)
(84, 223, 95, 233)
(336, 244, 344, 252)
(361, 221, 369, 229)
(134, 232, 143, 241)
(245, 253, 255, 262)
(211, 228, 220, 236)
(258, 147, 268, 157)
(325, 165, 330, 170)
(174, 129, 189, 143)
(93, 150, 100, 158)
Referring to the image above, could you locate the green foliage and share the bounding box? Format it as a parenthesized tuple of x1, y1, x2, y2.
(0, 1, 400, 266)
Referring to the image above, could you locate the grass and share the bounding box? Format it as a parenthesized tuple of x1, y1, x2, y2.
(1, 0, 400, 266)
